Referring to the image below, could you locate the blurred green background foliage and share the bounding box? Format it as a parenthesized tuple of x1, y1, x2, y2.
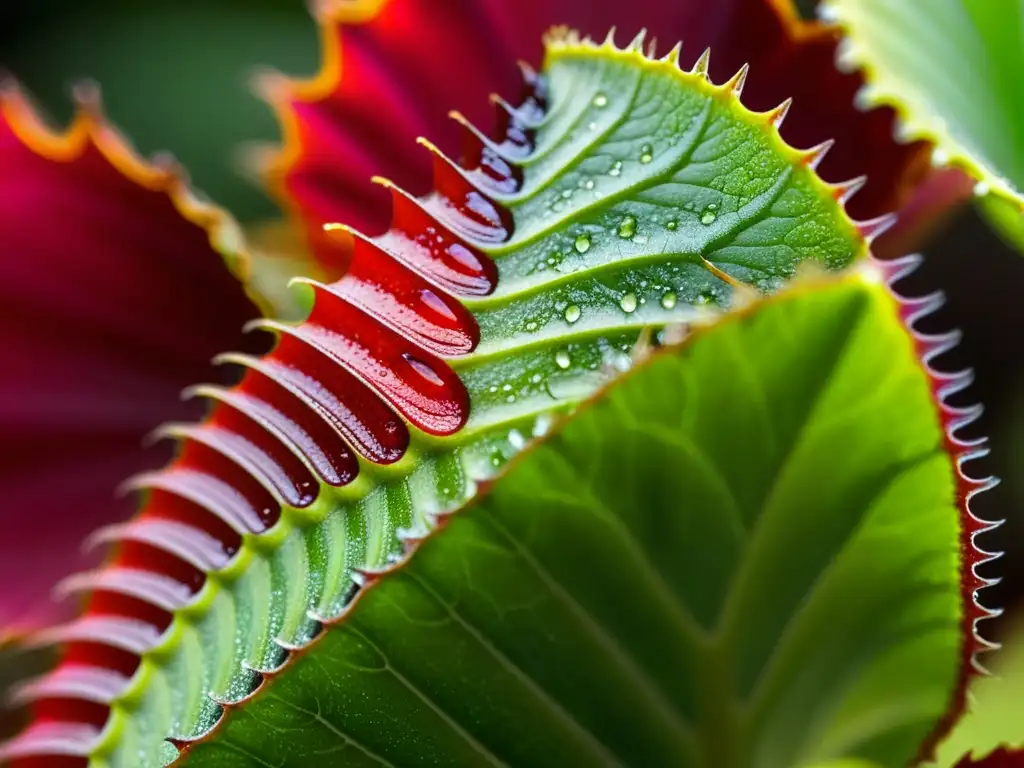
(1, 0, 317, 222)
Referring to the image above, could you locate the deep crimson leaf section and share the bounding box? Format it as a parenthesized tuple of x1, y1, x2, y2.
(0, 86, 260, 638)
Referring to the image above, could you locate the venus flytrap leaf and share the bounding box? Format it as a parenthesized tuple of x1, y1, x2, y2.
(2, 26, 992, 768)
(185, 268, 977, 768)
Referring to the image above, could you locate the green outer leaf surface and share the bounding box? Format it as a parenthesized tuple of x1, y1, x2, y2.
(821, 0, 1024, 222)
(184, 272, 961, 768)
(79, 32, 868, 767)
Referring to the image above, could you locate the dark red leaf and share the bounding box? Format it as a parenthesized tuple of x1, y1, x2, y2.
(0, 83, 261, 636)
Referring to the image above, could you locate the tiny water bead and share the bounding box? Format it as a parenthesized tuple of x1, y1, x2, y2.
(555, 350, 572, 369)
(666, 220, 678, 231)
(700, 203, 719, 225)
(592, 92, 608, 107)
(609, 161, 622, 177)
(618, 216, 637, 239)
(564, 304, 582, 323)
(661, 291, 678, 309)
(640, 144, 653, 163)
(508, 429, 527, 451)
(619, 293, 638, 313)
(574, 234, 591, 253)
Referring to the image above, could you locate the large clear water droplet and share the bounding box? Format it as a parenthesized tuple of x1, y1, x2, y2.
(619, 293, 638, 313)
(555, 350, 571, 369)
(593, 92, 608, 107)
(564, 304, 581, 323)
(574, 234, 591, 253)
(661, 291, 678, 309)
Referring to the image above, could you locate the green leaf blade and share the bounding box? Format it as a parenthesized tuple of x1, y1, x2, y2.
(185, 271, 963, 768)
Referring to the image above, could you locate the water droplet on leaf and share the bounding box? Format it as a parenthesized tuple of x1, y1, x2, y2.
(555, 350, 571, 369)
(620, 293, 638, 313)
(564, 304, 581, 323)
(574, 234, 591, 253)
(618, 215, 637, 239)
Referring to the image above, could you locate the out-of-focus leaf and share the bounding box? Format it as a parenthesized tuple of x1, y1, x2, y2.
(821, 0, 1024, 247)
(1, 0, 318, 222)
(0, 83, 260, 635)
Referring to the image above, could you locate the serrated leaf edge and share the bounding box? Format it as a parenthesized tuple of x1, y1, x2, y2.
(0, 79, 272, 316)
(817, 0, 1024, 213)
(875, 254, 1002, 763)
